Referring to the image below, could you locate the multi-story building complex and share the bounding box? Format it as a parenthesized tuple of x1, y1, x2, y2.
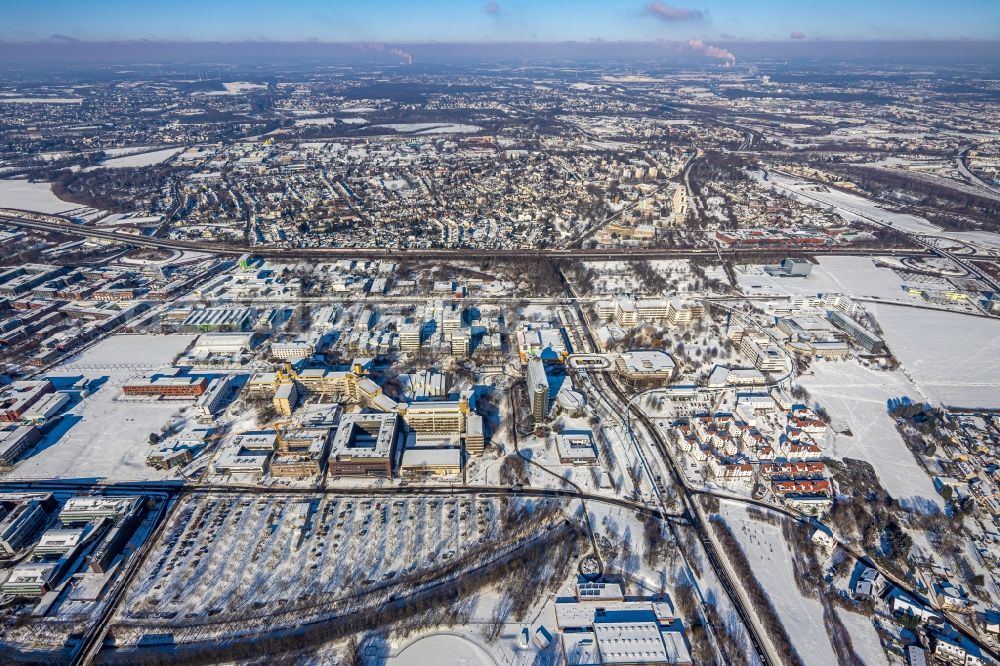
(328, 413, 399, 478)
(0, 499, 49, 556)
(58, 496, 143, 525)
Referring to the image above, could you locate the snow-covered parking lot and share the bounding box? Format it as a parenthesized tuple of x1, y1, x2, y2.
(113, 493, 566, 646)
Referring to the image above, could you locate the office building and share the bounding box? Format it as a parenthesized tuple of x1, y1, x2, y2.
(328, 413, 399, 478)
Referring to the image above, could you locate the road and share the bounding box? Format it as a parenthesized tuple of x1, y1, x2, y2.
(557, 264, 774, 665)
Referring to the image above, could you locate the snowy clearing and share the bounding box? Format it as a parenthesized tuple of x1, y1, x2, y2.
(799, 361, 942, 510)
(4, 334, 197, 482)
(95, 147, 183, 168)
(0, 178, 77, 213)
(372, 123, 483, 134)
(868, 304, 1000, 408)
(736, 256, 905, 300)
(717, 501, 838, 666)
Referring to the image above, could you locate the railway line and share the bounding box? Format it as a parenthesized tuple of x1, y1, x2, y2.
(1, 210, 924, 263)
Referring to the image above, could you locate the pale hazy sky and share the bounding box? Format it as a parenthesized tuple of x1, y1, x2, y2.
(4, 0, 1000, 43)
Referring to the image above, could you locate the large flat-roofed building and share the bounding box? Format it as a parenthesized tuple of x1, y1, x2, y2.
(122, 375, 208, 398)
(190, 332, 256, 356)
(826, 309, 885, 354)
(0, 380, 54, 422)
(1, 562, 60, 597)
(556, 431, 599, 465)
(556, 600, 691, 666)
(181, 307, 255, 333)
(398, 397, 470, 434)
(0, 425, 42, 466)
(328, 413, 399, 478)
(32, 526, 88, 557)
(616, 351, 676, 383)
(527, 358, 550, 425)
(195, 375, 233, 418)
(399, 446, 462, 479)
(0, 499, 48, 556)
(666, 299, 703, 327)
(20, 391, 69, 425)
(59, 496, 142, 525)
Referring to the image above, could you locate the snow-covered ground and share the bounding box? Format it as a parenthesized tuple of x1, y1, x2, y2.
(0, 178, 77, 213)
(736, 256, 905, 301)
(717, 501, 838, 666)
(389, 633, 497, 666)
(94, 147, 183, 169)
(760, 170, 1000, 249)
(799, 361, 943, 510)
(372, 123, 483, 134)
(4, 334, 197, 482)
(0, 97, 82, 104)
(868, 304, 1000, 409)
(835, 608, 889, 666)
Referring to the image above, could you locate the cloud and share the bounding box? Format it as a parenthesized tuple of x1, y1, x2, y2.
(790, 31, 806, 39)
(482, 2, 501, 16)
(48, 34, 81, 42)
(643, 1, 704, 22)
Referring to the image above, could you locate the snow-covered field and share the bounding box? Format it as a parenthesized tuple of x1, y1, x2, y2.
(736, 256, 905, 301)
(868, 304, 1000, 408)
(799, 361, 942, 510)
(717, 501, 838, 666)
(0, 178, 77, 213)
(0, 97, 82, 104)
(373, 123, 483, 134)
(95, 147, 182, 168)
(4, 334, 197, 482)
(761, 171, 1000, 249)
(835, 608, 889, 666)
(389, 633, 497, 666)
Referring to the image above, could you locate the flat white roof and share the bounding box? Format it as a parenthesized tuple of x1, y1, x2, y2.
(400, 447, 462, 468)
(618, 351, 675, 375)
